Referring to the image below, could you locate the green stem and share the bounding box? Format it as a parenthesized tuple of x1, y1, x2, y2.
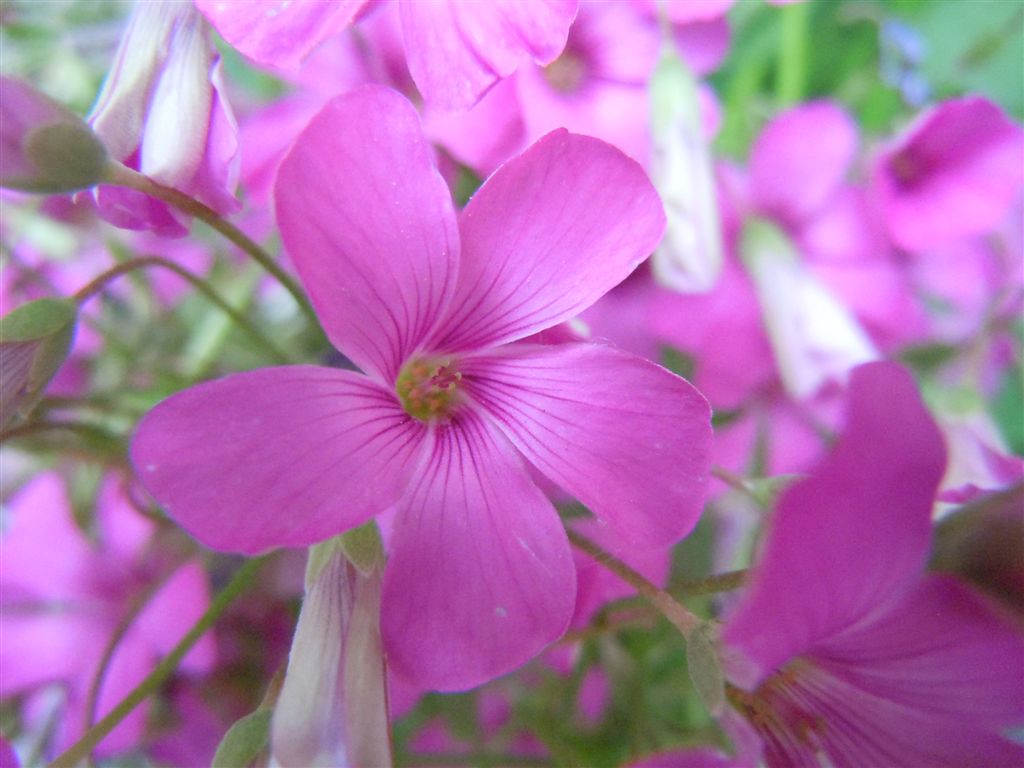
(567, 529, 701, 637)
(82, 557, 190, 734)
(51, 557, 265, 768)
(776, 0, 810, 107)
(102, 163, 320, 332)
(73, 255, 291, 364)
(673, 569, 748, 598)
(0, 420, 119, 446)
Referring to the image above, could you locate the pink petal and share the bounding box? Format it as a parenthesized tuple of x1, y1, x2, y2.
(875, 96, 1024, 251)
(0, 473, 95, 602)
(399, 0, 578, 110)
(87, 632, 156, 757)
(634, 0, 735, 24)
(0, 737, 17, 768)
(275, 87, 459, 384)
(649, 259, 777, 409)
(674, 17, 732, 75)
(0, 613, 107, 696)
(135, 561, 216, 674)
(430, 130, 666, 353)
(425, 77, 526, 177)
(746, 578, 1024, 767)
(131, 366, 427, 554)
(722, 362, 946, 686)
(382, 410, 575, 691)
(195, 0, 366, 70)
(750, 101, 857, 226)
(463, 343, 712, 545)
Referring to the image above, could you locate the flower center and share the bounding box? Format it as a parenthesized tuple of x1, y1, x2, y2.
(543, 50, 587, 93)
(395, 357, 463, 421)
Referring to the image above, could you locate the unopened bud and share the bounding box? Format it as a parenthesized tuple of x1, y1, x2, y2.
(1, 77, 108, 194)
(650, 50, 723, 293)
(0, 297, 78, 428)
(741, 218, 877, 399)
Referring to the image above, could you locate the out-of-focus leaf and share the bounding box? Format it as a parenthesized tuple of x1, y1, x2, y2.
(915, 0, 1024, 118)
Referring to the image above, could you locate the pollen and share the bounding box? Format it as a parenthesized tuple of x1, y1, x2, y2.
(395, 357, 464, 422)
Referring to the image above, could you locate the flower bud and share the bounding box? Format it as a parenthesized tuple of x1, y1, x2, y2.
(649, 50, 723, 293)
(272, 528, 392, 768)
(0, 77, 108, 195)
(0, 297, 77, 429)
(741, 218, 877, 399)
(87, 1, 240, 235)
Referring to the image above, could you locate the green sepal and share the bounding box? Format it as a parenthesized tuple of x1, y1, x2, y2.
(19, 121, 109, 194)
(339, 519, 384, 576)
(211, 708, 272, 768)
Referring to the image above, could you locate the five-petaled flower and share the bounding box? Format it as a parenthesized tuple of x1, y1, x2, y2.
(131, 85, 712, 691)
(721, 362, 1024, 767)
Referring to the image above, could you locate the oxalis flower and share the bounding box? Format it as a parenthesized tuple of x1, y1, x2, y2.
(721, 362, 1024, 766)
(131, 86, 712, 691)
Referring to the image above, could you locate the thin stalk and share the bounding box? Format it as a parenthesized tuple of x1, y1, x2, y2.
(776, 0, 810, 107)
(51, 557, 265, 768)
(567, 528, 701, 637)
(0, 420, 119, 446)
(673, 569, 748, 598)
(73, 255, 290, 364)
(82, 557, 191, 734)
(102, 163, 320, 331)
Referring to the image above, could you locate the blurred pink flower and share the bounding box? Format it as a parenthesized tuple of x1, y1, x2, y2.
(88, 1, 240, 237)
(873, 96, 1024, 252)
(0, 473, 215, 757)
(195, 0, 577, 110)
(131, 86, 712, 691)
(429, 0, 730, 173)
(722, 362, 1024, 766)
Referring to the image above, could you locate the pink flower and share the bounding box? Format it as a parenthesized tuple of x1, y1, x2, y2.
(428, 0, 730, 173)
(195, 0, 578, 110)
(0, 473, 215, 758)
(873, 96, 1024, 252)
(88, 1, 240, 237)
(131, 86, 712, 691)
(721, 362, 1024, 766)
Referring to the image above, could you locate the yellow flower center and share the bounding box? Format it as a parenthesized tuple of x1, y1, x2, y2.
(395, 357, 463, 421)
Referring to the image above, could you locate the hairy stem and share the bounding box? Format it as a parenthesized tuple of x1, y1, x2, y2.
(567, 528, 701, 637)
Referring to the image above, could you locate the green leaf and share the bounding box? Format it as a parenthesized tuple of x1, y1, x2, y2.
(211, 708, 272, 768)
(686, 623, 725, 717)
